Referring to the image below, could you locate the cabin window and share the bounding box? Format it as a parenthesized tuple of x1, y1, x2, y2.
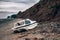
(25, 20, 31, 24)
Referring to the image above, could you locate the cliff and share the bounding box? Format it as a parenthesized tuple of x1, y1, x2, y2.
(17, 0, 60, 22)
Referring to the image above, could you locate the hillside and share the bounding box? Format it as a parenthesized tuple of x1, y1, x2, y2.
(17, 0, 60, 22)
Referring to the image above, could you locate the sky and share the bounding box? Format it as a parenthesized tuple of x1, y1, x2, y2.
(0, 0, 39, 18)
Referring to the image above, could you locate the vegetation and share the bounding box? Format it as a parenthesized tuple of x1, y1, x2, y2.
(11, 14, 17, 18)
(7, 14, 17, 19)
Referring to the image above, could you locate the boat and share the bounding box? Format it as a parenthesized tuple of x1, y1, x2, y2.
(11, 19, 38, 32)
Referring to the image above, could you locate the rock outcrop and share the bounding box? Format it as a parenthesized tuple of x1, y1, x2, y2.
(17, 0, 60, 22)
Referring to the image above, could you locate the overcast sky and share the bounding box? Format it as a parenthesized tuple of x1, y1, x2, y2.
(0, 0, 39, 18)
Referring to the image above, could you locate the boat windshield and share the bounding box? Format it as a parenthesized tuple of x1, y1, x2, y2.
(17, 23, 21, 25)
(25, 20, 31, 25)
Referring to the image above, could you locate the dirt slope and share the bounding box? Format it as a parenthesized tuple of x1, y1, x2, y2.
(0, 19, 60, 40)
(0, 19, 22, 40)
(17, 0, 60, 22)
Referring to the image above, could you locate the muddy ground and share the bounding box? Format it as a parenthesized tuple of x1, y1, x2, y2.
(0, 19, 60, 40)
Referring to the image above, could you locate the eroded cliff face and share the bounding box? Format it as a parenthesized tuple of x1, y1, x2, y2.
(17, 0, 60, 22)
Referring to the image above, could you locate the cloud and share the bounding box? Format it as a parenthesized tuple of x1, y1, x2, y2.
(0, 0, 39, 12)
(0, 0, 39, 3)
(0, 1, 28, 12)
(0, 0, 39, 18)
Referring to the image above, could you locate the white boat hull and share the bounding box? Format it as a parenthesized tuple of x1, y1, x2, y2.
(21, 23, 38, 30)
(11, 19, 38, 31)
